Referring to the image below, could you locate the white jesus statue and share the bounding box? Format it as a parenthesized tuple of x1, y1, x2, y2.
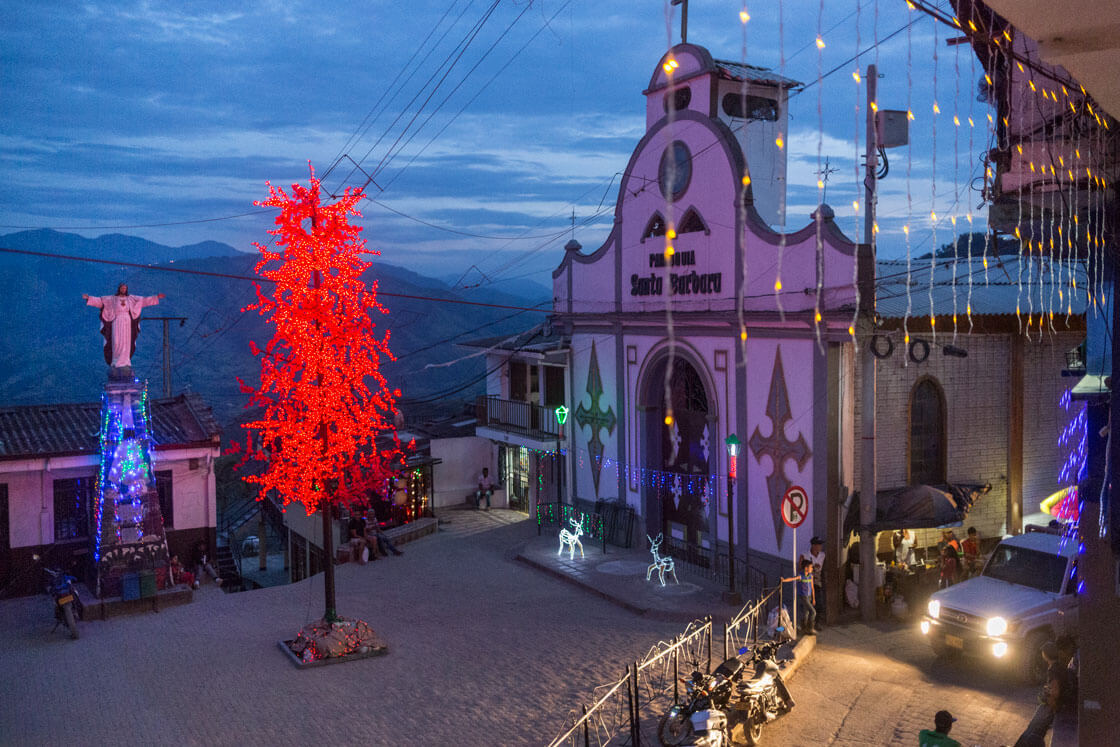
(83, 283, 165, 368)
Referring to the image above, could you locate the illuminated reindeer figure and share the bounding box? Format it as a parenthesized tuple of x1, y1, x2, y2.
(558, 515, 585, 560)
(646, 533, 679, 586)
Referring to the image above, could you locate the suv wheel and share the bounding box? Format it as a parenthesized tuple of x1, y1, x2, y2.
(1020, 630, 1051, 685)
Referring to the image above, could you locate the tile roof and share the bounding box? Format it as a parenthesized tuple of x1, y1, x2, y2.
(876, 255, 1089, 320)
(0, 392, 221, 460)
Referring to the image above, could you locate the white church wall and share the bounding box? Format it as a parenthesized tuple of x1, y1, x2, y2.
(744, 337, 817, 564)
(569, 333, 621, 503)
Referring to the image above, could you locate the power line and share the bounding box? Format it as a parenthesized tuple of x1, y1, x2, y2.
(0, 209, 275, 231)
(0, 246, 552, 313)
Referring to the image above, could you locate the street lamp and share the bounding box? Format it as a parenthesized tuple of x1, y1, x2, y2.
(724, 434, 742, 605)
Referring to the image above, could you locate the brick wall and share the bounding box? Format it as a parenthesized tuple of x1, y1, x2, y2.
(853, 328, 1078, 557)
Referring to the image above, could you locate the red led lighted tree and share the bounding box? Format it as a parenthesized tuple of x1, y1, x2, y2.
(234, 168, 406, 622)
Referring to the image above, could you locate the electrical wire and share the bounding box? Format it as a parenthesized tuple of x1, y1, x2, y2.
(0, 246, 550, 313)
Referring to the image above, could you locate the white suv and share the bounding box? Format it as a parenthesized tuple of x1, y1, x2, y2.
(920, 525, 1078, 682)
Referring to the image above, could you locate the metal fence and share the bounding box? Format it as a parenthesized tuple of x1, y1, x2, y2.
(536, 502, 607, 554)
(545, 584, 784, 747)
(660, 535, 770, 601)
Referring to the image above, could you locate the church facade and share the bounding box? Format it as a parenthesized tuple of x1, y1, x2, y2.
(551, 43, 860, 582)
(469, 41, 1086, 609)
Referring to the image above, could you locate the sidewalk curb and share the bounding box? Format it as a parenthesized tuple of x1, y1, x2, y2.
(782, 633, 816, 681)
(515, 551, 664, 619)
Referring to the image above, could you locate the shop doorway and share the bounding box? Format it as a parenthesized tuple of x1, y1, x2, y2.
(501, 445, 531, 513)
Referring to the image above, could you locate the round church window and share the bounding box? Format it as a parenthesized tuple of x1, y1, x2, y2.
(658, 141, 692, 202)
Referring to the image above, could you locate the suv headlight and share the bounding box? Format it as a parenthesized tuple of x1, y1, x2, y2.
(986, 616, 1008, 637)
(927, 600, 940, 619)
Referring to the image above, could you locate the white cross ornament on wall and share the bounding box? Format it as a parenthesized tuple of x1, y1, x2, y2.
(670, 474, 683, 510)
(700, 424, 710, 462)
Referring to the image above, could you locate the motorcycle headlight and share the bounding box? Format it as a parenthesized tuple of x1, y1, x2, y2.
(986, 616, 1008, 637)
(927, 600, 940, 619)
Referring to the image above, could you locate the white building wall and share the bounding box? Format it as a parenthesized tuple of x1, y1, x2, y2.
(430, 436, 502, 508)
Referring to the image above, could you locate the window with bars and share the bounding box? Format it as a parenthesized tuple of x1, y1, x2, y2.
(909, 378, 946, 485)
(53, 476, 94, 541)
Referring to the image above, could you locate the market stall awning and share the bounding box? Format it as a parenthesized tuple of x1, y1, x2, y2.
(844, 482, 992, 535)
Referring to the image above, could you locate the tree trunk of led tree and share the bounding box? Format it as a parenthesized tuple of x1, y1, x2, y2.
(232, 168, 408, 623)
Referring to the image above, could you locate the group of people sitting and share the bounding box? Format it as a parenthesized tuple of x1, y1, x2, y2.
(347, 509, 403, 564)
(167, 540, 222, 590)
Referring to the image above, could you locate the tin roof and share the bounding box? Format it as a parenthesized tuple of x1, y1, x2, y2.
(0, 392, 222, 460)
(713, 59, 803, 89)
(876, 255, 1090, 320)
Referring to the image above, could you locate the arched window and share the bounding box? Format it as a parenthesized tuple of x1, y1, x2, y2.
(678, 207, 709, 235)
(642, 212, 667, 241)
(909, 378, 946, 484)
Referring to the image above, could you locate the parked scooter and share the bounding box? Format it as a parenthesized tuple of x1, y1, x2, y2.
(734, 640, 795, 745)
(34, 555, 83, 639)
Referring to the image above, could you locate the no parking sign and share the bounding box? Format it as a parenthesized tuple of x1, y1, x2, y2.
(781, 485, 808, 529)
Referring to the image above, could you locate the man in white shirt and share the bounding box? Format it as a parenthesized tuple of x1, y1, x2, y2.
(475, 467, 494, 510)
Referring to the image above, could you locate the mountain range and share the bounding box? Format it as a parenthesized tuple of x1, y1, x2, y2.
(0, 230, 550, 431)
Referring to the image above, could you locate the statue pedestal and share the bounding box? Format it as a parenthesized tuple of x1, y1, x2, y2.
(94, 379, 169, 599)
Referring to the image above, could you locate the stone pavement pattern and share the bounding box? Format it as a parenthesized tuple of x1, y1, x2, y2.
(2, 508, 1038, 746)
(1, 510, 682, 746)
(760, 621, 1038, 746)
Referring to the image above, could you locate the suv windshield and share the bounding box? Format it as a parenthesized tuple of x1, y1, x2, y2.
(983, 544, 1068, 593)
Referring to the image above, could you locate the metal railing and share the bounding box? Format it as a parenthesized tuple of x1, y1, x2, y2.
(476, 395, 561, 439)
(536, 502, 607, 555)
(548, 617, 714, 747)
(546, 580, 790, 747)
(660, 535, 769, 600)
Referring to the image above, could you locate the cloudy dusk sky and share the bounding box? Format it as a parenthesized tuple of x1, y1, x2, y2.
(2, 1, 976, 285)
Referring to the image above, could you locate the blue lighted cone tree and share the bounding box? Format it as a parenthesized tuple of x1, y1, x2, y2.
(233, 167, 409, 635)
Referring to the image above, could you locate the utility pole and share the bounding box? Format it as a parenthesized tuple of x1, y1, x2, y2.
(144, 316, 186, 397)
(858, 64, 879, 622)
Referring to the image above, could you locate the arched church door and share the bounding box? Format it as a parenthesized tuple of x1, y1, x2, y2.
(656, 358, 711, 554)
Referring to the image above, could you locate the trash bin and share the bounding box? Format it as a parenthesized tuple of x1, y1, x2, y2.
(121, 572, 140, 601)
(139, 570, 156, 598)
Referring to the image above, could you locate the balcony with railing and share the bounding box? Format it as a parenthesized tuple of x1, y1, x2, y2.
(475, 395, 562, 445)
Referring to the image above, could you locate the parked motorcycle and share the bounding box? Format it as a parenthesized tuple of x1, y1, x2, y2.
(734, 640, 795, 745)
(658, 651, 744, 746)
(658, 641, 794, 747)
(35, 555, 83, 639)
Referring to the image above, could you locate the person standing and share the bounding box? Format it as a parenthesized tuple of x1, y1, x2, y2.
(918, 710, 961, 747)
(782, 558, 817, 636)
(808, 535, 825, 627)
(961, 527, 982, 578)
(83, 284, 164, 369)
(1014, 642, 1069, 746)
(894, 529, 916, 565)
(475, 467, 494, 510)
